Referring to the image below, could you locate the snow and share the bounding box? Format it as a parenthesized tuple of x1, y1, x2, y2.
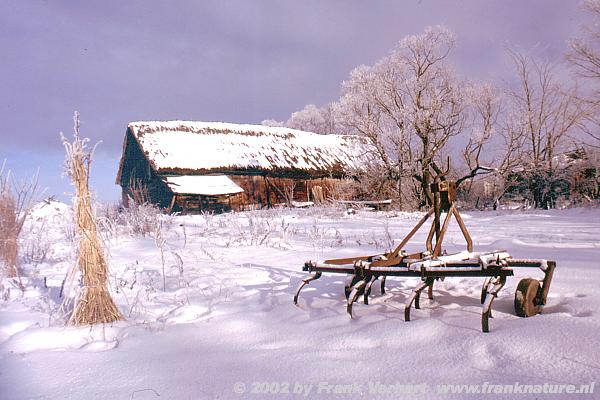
(405, 250, 513, 270)
(28, 199, 71, 221)
(1, 206, 600, 399)
(127, 120, 376, 174)
(164, 175, 244, 195)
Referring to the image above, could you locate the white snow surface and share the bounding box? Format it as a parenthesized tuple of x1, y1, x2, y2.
(127, 120, 376, 173)
(164, 175, 244, 195)
(1, 206, 599, 399)
(27, 198, 71, 222)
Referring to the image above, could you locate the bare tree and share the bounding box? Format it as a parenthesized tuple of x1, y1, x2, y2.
(568, 0, 600, 145)
(568, 0, 600, 82)
(506, 50, 587, 208)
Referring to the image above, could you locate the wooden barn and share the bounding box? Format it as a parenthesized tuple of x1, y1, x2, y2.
(115, 121, 376, 213)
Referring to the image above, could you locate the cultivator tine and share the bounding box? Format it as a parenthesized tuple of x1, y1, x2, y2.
(404, 278, 435, 322)
(293, 272, 322, 305)
(347, 278, 368, 318)
(538, 261, 556, 307)
(480, 277, 492, 304)
(364, 276, 378, 305)
(481, 275, 507, 333)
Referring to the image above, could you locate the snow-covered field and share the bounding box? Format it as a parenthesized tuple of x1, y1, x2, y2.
(1, 203, 599, 399)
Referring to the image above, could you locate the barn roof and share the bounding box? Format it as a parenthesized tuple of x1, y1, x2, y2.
(123, 121, 375, 177)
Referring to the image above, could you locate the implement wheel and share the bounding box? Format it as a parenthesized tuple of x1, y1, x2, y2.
(345, 275, 365, 299)
(514, 278, 541, 317)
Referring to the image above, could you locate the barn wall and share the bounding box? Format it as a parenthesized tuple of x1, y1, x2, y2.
(173, 194, 237, 214)
(228, 175, 342, 211)
(119, 131, 174, 209)
(118, 130, 148, 187)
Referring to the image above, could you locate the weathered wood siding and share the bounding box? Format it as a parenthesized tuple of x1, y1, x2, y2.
(173, 194, 236, 214)
(119, 130, 174, 209)
(228, 175, 341, 211)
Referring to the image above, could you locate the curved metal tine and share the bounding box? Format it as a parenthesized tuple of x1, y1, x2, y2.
(293, 272, 322, 305)
(364, 275, 378, 305)
(380, 276, 387, 295)
(346, 278, 368, 318)
(404, 279, 431, 322)
(481, 276, 507, 333)
(427, 280, 434, 300)
(538, 260, 556, 306)
(480, 277, 492, 304)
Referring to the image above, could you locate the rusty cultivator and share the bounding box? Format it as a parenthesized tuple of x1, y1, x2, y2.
(294, 174, 556, 332)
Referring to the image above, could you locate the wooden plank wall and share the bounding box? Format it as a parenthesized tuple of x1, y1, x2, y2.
(174, 194, 233, 213)
(228, 175, 341, 211)
(120, 132, 174, 209)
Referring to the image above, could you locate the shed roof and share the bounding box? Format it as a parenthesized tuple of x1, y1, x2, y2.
(125, 121, 375, 177)
(164, 175, 244, 196)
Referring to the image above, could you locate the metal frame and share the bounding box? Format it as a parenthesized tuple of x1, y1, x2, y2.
(293, 174, 556, 332)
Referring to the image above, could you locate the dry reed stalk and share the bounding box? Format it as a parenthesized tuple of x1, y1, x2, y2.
(63, 112, 123, 325)
(0, 190, 19, 277)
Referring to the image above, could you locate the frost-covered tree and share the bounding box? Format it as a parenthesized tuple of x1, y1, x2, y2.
(286, 103, 337, 134)
(335, 26, 467, 207)
(280, 26, 591, 209)
(261, 119, 285, 128)
(459, 52, 592, 209)
(457, 82, 503, 201)
(506, 50, 587, 208)
(335, 65, 395, 171)
(569, 0, 600, 84)
(334, 65, 408, 203)
(568, 0, 600, 145)
(462, 83, 501, 174)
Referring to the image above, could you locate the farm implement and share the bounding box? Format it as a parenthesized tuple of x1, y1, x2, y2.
(293, 175, 556, 332)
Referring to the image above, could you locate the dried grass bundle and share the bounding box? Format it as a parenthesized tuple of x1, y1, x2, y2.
(62, 112, 123, 325)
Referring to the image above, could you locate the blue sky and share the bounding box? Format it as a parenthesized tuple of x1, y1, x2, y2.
(0, 0, 583, 202)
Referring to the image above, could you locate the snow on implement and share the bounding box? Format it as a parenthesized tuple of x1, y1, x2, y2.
(294, 175, 556, 332)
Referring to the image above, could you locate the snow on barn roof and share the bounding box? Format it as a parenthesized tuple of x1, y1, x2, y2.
(126, 121, 375, 176)
(164, 175, 244, 196)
